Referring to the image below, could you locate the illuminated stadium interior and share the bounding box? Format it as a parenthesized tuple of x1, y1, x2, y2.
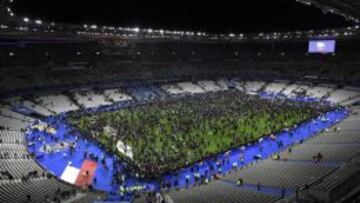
(0, 0, 360, 203)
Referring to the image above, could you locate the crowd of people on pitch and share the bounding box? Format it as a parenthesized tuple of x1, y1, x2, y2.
(70, 90, 333, 178)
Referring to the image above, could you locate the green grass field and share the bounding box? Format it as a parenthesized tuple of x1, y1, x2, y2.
(69, 90, 330, 177)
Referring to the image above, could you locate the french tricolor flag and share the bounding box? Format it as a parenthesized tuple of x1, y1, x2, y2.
(60, 160, 97, 187)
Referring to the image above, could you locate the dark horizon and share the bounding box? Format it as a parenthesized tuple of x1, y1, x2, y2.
(11, 0, 354, 33)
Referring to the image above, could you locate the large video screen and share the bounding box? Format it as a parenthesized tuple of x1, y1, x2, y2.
(308, 40, 336, 54)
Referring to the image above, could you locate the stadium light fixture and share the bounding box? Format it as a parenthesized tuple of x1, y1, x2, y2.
(35, 20, 42, 25)
(23, 17, 29, 23)
(0, 24, 9, 29)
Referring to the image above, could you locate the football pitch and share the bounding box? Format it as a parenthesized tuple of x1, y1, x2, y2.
(69, 90, 331, 177)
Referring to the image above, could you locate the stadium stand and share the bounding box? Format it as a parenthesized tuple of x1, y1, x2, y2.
(34, 94, 78, 114)
(103, 89, 132, 103)
(0, 129, 83, 202)
(264, 82, 288, 94)
(0, 130, 25, 144)
(126, 86, 159, 101)
(0, 178, 76, 202)
(168, 181, 279, 203)
(197, 80, 223, 92)
(74, 90, 113, 109)
(244, 81, 266, 93)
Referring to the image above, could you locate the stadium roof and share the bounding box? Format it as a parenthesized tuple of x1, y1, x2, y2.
(0, 0, 359, 40)
(2, 0, 359, 21)
(296, 0, 360, 22)
(2, 0, 359, 32)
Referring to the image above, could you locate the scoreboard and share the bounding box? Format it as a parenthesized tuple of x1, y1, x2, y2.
(308, 40, 336, 54)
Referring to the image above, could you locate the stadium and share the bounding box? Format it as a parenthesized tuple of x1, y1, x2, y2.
(0, 0, 360, 202)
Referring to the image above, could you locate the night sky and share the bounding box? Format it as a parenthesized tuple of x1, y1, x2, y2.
(11, 0, 353, 33)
